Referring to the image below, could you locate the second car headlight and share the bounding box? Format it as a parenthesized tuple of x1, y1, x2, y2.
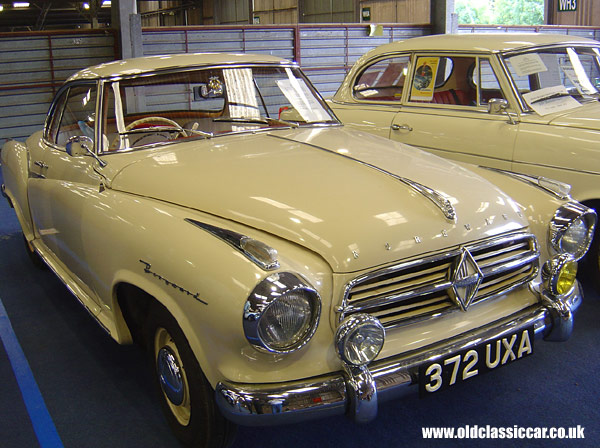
(244, 272, 321, 353)
(549, 202, 596, 261)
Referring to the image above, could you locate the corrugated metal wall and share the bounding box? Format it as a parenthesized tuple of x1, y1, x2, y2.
(3, 23, 600, 145)
(142, 24, 431, 98)
(0, 30, 117, 145)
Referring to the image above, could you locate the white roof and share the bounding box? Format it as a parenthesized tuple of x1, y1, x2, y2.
(366, 33, 598, 55)
(68, 52, 292, 81)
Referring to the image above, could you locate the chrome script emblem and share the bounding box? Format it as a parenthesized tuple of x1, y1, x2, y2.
(450, 248, 483, 311)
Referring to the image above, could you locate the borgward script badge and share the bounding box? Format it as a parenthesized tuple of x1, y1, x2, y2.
(450, 248, 483, 311)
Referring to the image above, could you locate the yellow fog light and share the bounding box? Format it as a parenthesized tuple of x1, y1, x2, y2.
(556, 260, 577, 295)
(542, 254, 577, 297)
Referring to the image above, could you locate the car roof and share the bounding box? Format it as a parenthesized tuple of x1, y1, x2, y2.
(367, 33, 598, 55)
(67, 52, 292, 82)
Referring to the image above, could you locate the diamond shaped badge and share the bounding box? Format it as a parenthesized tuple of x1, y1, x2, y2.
(450, 248, 483, 311)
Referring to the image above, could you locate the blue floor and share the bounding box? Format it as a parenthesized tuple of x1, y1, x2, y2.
(1, 168, 599, 447)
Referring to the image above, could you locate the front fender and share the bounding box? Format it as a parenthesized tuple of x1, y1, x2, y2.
(1, 139, 33, 238)
(77, 189, 335, 388)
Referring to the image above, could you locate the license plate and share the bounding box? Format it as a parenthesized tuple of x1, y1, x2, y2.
(418, 326, 534, 396)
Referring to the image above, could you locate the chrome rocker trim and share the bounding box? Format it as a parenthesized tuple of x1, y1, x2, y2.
(215, 282, 582, 426)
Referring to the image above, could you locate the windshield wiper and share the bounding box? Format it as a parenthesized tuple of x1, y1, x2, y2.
(213, 116, 298, 128)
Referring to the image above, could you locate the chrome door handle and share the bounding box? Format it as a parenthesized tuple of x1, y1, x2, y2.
(391, 124, 413, 132)
(34, 161, 48, 169)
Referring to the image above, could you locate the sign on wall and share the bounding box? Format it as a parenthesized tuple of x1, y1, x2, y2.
(558, 0, 578, 12)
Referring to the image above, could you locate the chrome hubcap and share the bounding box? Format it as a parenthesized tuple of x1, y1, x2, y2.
(155, 327, 191, 426)
(157, 347, 184, 406)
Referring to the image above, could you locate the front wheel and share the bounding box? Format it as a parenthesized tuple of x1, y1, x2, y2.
(147, 305, 236, 448)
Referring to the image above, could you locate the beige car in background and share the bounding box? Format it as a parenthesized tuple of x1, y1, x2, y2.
(329, 33, 600, 281)
(1, 53, 596, 447)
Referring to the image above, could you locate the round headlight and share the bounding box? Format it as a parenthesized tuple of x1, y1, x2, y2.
(258, 291, 314, 351)
(335, 314, 385, 367)
(244, 272, 321, 353)
(549, 202, 596, 261)
(542, 254, 578, 297)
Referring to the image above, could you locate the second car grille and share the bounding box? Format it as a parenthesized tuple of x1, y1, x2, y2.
(340, 232, 539, 329)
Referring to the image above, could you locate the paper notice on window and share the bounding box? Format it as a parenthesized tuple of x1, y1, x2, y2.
(522, 85, 582, 116)
(277, 79, 330, 122)
(560, 64, 597, 95)
(410, 57, 440, 101)
(508, 53, 548, 77)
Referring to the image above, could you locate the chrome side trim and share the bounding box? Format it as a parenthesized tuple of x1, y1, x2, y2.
(215, 285, 581, 426)
(481, 166, 572, 199)
(185, 218, 279, 271)
(269, 134, 456, 221)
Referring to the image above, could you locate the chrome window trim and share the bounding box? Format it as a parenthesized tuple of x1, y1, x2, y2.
(339, 231, 539, 327)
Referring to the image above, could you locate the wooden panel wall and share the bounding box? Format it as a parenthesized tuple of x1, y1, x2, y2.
(547, 0, 600, 26)
(359, 0, 430, 24)
(254, 0, 298, 24)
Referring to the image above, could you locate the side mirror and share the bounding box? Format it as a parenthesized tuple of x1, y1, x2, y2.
(66, 135, 93, 157)
(66, 135, 107, 167)
(488, 98, 509, 115)
(488, 98, 516, 125)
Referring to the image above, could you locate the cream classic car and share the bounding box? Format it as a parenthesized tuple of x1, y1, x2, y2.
(0, 53, 596, 448)
(329, 33, 600, 281)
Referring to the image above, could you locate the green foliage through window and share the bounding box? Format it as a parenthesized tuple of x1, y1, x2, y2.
(456, 0, 544, 25)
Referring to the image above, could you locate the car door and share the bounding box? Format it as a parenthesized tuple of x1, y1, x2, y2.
(332, 54, 411, 139)
(390, 54, 518, 170)
(28, 81, 104, 303)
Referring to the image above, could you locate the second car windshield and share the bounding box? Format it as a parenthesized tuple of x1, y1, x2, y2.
(101, 65, 338, 152)
(502, 46, 600, 104)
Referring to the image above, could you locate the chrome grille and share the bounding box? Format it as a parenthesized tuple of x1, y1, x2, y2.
(340, 232, 539, 329)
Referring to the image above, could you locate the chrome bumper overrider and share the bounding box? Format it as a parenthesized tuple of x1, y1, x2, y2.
(215, 282, 582, 426)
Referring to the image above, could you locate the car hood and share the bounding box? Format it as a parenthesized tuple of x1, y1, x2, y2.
(544, 100, 600, 130)
(109, 127, 528, 273)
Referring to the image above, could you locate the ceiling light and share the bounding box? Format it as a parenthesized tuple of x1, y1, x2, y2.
(83, 2, 89, 9)
(101, 0, 111, 6)
(13, 2, 29, 7)
(0, 5, 4, 12)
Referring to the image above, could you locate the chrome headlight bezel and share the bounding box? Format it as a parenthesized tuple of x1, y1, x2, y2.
(243, 272, 321, 354)
(548, 202, 596, 261)
(335, 314, 385, 367)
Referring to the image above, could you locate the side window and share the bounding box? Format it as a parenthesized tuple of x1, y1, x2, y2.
(410, 56, 476, 106)
(353, 56, 410, 101)
(472, 58, 505, 105)
(56, 85, 97, 149)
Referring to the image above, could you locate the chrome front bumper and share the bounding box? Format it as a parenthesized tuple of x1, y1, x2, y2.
(215, 282, 582, 426)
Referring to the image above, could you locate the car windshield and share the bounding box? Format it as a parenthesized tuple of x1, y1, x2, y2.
(101, 65, 338, 152)
(502, 46, 600, 112)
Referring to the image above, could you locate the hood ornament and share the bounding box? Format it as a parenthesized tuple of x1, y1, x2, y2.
(449, 248, 483, 311)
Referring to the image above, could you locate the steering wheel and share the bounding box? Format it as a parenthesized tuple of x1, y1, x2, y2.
(110, 116, 187, 150)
